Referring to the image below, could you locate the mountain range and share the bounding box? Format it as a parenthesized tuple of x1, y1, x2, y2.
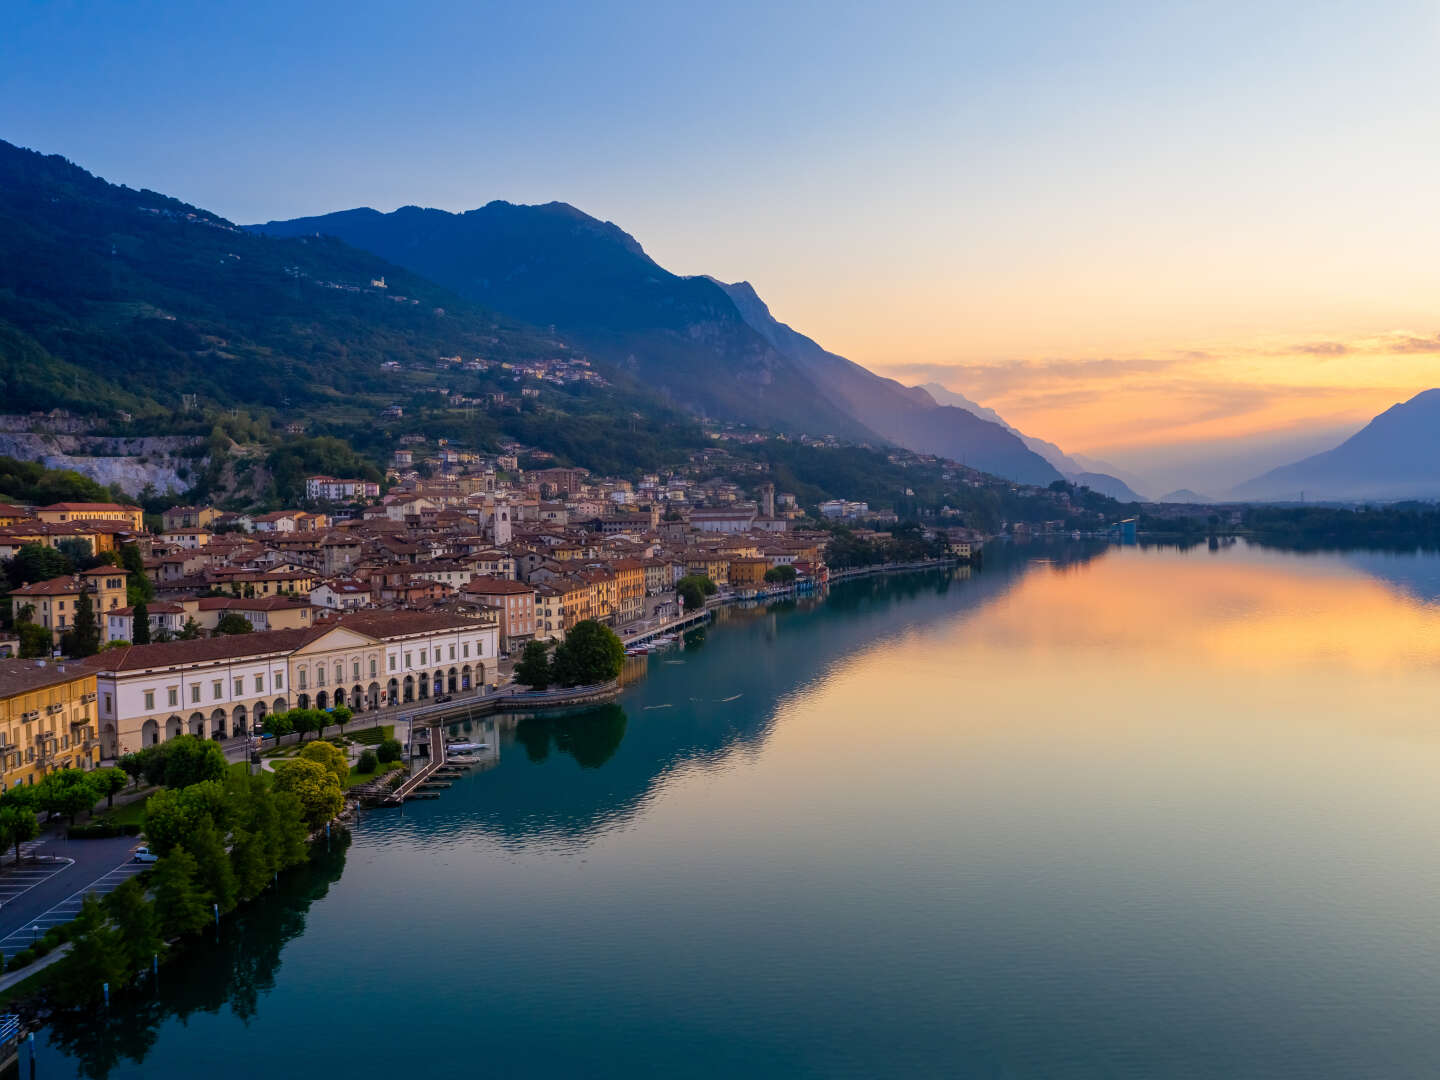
(1231, 389, 1440, 502)
(917, 383, 1148, 501)
(252, 204, 1065, 486)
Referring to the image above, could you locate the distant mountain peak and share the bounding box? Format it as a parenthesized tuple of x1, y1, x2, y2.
(1232, 387, 1440, 502)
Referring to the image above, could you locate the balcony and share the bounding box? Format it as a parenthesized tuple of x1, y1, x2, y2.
(45, 703, 64, 716)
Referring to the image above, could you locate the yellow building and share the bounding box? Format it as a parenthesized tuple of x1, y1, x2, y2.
(0, 659, 100, 789)
(9, 568, 131, 647)
(727, 557, 770, 588)
(34, 502, 145, 531)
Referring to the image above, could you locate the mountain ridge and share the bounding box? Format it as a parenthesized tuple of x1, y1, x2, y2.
(254, 204, 1065, 486)
(1231, 388, 1440, 501)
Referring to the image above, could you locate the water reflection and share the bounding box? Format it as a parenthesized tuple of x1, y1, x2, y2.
(38, 837, 349, 1079)
(380, 551, 1110, 850)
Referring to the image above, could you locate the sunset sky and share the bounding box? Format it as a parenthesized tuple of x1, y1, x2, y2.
(6, 0, 1438, 490)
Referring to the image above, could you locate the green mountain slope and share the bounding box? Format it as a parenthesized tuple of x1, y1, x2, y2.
(0, 139, 559, 417)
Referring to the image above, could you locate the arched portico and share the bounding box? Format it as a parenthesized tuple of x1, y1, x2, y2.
(233, 704, 248, 735)
(101, 723, 118, 758)
(402, 676, 414, 702)
(188, 712, 205, 736)
(461, 664, 472, 691)
(211, 708, 227, 739)
(142, 718, 159, 746)
(166, 715, 182, 741)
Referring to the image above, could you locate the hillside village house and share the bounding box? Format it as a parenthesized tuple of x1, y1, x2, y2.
(91, 610, 498, 756)
(34, 502, 144, 531)
(310, 579, 373, 611)
(9, 567, 130, 646)
(161, 505, 221, 531)
(305, 476, 381, 501)
(0, 658, 101, 789)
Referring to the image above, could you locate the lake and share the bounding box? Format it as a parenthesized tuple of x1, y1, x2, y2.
(29, 540, 1440, 1078)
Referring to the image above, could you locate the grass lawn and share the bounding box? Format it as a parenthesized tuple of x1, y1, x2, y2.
(343, 761, 403, 789)
(229, 761, 274, 786)
(349, 725, 395, 747)
(93, 799, 148, 828)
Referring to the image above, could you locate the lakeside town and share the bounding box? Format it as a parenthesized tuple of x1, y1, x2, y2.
(0, 440, 994, 776)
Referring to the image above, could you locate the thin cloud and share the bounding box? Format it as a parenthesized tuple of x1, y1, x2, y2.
(1290, 341, 1350, 356)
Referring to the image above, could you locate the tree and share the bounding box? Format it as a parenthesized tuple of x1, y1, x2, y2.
(57, 894, 128, 1001)
(16, 621, 51, 658)
(298, 740, 349, 788)
(37, 769, 100, 825)
(677, 574, 715, 612)
(272, 758, 342, 828)
(131, 599, 151, 645)
(92, 767, 129, 808)
(143, 780, 227, 856)
(213, 612, 253, 636)
(514, 641, 553, 689)
(4, 543, 70, 588)
(156, 734, 228, 790)
(188, 815, 237, 913)
(261, 711, 294, 740)
(117, 752, 146, 790)
(55, 537, 98, 570)
(63, 587, 100, 657)
(764, 564, 797, 584)
(150, 847, 212, 939)
(550, 620, 625, 687)
(376, 738, 403, 764)
(288, 708, 323, 743)
(177, 617, 203, 640)
(0, 804, 38, 865)
(120, 543, 154, 606)
(105, 877, 162, 972)
(330, 703, 353, 735)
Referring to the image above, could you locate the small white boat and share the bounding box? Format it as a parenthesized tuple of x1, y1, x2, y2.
(446, 741, 487, 752)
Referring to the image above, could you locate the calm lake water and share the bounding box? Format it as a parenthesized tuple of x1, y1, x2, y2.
(28, 541, 1440, 1078)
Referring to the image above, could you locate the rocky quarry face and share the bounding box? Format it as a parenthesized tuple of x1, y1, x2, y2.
(0, 432, 203, 495)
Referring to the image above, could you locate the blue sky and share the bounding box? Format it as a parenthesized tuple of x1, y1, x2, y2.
(6, 0, 1440, 489)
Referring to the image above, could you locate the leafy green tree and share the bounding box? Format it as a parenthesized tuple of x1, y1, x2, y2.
(55, 537, 98, 570)
(268, 790, 312, 869)
(120, 543, 154, 606)
(16, 621, 51, 658)
(514, 640, 553, 689)
(290, 708, 325, 743)
(677, 574, 714, 612)
(262, 711, 294, 740)
(213, 612, 253, 636)
(763, 564, 797, 584)
(550, 619, 625, 687)
(272, 757, 342, 828)
(37, 769, 100, 825)
(57, 894, 128, 1001)
(92, 767, 130, 808)
(105, 877, 161, 972)
(67, 587, 100, 657)
(376, 738, 403, 764)
(143, 779, 228, 856)
(356, 748, 379, 774)
(131, 599, 151, 645)
(188, 815, 238, 913)
(150, 847, 212, 938)
(0, 803, 39, 865)
(298, 740, 349, 788)
(330, 703, 352, 735)
(177, 617, 203, 639)
(156, 734, 227, 789)
(117, 752, 146, 790)
(4, 543, 70, 588)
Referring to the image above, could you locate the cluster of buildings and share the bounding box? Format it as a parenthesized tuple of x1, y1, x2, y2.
(0, 453, 974, 782)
